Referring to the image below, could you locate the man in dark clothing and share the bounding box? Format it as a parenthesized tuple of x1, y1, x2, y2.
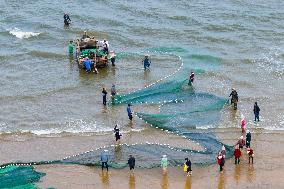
(229, 88, 238, 110)
(63, 13, 71, 26)
(185, 158, 192, 176)
(128, 155, 135, 172)
(127, 104, 133, 120)
(246, 130, 251, 148)
(114, 125, 121, 142)
(253, 102, 260, 122)
(188, 72, 195, 86)
(102, 88, 107, 105)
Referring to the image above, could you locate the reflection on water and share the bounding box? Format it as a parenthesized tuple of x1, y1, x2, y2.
(161, 172, 169, 189)
(129, 173, 136, 189)
(246, 165, 254, 183)
(184, 176, 192, 189)
(234, 165, 241, 184)
(99, 171, 110, 187)
(217, 172, 225, 189)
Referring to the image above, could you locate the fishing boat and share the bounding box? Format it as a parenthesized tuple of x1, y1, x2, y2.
(75, 37, 115, 70)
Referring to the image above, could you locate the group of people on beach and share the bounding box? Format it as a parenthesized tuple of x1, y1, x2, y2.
(217, 90, 260, 173)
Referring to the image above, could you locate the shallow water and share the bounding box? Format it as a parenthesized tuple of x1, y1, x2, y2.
(0, 0, 283, 135)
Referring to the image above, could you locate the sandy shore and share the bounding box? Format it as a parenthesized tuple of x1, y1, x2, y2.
(33, 129, 284, 189)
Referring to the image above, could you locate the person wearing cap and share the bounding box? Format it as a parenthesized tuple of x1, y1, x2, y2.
(234, 145, 241, 164)
(142, 55, 151, 70)
(63, 13, 71, 26)
(253, 102, 260, 122)
(81, 31, 90, 40)
(128, 155, 136, 172)
(188, 71, 195, 86)
(229, 88, 239, 110)
(217, 151, 225, 172)
(161, 155, 168, 173)
(127, 104, 133, 120)
(246, 130, 251, 148)
(101, 150, 109, 171)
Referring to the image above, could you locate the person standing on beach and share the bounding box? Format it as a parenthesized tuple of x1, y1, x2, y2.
(102, 88, 107, 105)
(229, 88, 238, 110)
(253, 102, 260, 122)
(237, 136, 245, 149)
(101, 150, 109, 171)
(184, 158, 192, 176)
(114, 125, 122, 142)
(246, 130, 251, 148)
(127, 104, 133, 120)
(241, 118, 246, 134)
(234, 145, 241, 164)
(161, 155, 168, 174)
(217, 152, 225, 172)
(221, 145, 226, 157)
(247, 147, 254, 164)
(188, 71, 195, 86)
(128, 155, 135, 172)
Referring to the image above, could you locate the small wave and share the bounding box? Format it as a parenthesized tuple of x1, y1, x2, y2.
(9, 27, 40, 39)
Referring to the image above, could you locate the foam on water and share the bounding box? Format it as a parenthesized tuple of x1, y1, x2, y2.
(9, 28, 40, 39)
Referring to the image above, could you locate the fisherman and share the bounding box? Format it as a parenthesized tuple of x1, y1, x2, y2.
(217, 152, 225, 172)
(110, 52, 116, 66)
(102, 88, 108, 105)
(63, 13, 71, 26)
(103, 39, 109, 54)
(111, 84, 116, 96)
(221, 145, 226, 157)
(83, 57, 93, 73)
(229, 88, 239, 110)
(68, 40, 74, 54)
(81, 31, 90, 40)
(237, 136, 245, 149)
(128, 155, 136, 172)
(127, 104, 133, 120)
(101, 150, 109, 171)
(113, 125, 122, 142)
(161, 155, 168, 174)
(247, 147, 254, 164)
(184, 158, 192, 176)
(253, 102, 260, 122)
(246, 130, 251, 148)
(241, 118, 246, 134)
(188, 71, 195, 85)
(234, 145, 241, 164)
(142, 55, 151, 70)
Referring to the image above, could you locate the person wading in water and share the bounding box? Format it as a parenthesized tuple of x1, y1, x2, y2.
(229, 88, 239, 110)
(63, 13, 71, 26)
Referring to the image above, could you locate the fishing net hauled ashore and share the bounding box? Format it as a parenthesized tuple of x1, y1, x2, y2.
(0, 47, 233, 188)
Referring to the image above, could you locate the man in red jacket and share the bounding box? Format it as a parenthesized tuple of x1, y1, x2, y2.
(234, 146, 242, 164)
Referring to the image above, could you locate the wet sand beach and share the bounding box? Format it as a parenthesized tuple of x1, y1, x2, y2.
(34, 129, 284, 189)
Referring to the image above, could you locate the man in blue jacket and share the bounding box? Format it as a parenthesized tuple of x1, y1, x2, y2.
(101, 150, 109, 171)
